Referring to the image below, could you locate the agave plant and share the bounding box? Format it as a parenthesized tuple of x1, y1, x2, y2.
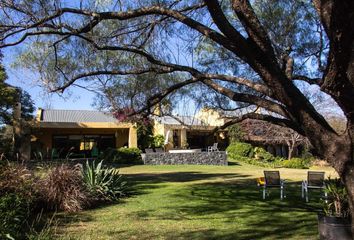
(81, 160, 126, 201)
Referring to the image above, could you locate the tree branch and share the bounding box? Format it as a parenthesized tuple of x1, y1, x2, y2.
(212, 112, 304, 135)
(52, 67, 178, 93)
(292, 75, 322, 85)
(202, 79, 289, 117)
(231, 0, 275, 56)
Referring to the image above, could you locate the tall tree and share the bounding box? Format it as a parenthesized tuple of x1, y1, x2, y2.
(0, 0, 353, 226)
(0, 51, 34, 125)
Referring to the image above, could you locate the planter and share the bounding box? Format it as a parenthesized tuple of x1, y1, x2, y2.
(318, 214, 352, 240)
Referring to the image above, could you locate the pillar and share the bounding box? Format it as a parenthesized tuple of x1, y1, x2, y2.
(180, 128, 187, 149)
(128, 127, 137, 148)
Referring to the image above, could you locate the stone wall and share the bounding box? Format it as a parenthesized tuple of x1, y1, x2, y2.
(142, 151, 227, 165)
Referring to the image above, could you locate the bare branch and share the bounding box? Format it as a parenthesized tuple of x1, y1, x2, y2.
(133, 77, 201, 115)
(202, 79, 289, 117)
(212, 112, 304, 135)
(292, 75, 322, 85)
(52, 67, 178, 93)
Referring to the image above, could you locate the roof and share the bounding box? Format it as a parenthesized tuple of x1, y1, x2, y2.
(40, 109, 118, 123)
(238, 119, 306, 143)
(153, 115, 205, 126)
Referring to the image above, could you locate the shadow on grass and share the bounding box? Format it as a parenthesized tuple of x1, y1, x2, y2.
(123, 171, 250, 196)
(53, 170, 325, 239)
(163, 179, 324, 239)
(121, 177, 324, 239)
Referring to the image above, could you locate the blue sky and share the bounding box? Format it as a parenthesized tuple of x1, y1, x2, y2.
(3, 47, 96, 111)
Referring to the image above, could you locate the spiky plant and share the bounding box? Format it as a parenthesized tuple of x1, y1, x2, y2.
(81, 160, 126, 201)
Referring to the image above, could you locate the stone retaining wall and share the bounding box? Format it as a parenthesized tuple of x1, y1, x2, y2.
(142, 151, 227, 165)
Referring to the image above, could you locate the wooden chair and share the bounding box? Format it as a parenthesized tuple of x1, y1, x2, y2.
(263, 171, 286, 200)
(302, 171, 326, 202)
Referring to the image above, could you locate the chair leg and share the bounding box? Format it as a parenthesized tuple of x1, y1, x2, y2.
(305, 188, 309, 202)
(280, 186, 283, 200)
(324, 191, 328, 204)
(301, 184, 304, 199)
(263, 187, 266, 200)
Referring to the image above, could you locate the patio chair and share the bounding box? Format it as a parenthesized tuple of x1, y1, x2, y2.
(302, 171, 326, 202)
(207, 143, 219, 152)
(51, 148, 59, 159)
(91, 147, 99, 158)
(263, 171, 286, 200)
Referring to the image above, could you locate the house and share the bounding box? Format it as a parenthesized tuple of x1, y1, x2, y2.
(32, 109, 137, 158)
(237, 119, 306, 158)
(153, 108, 228, 150)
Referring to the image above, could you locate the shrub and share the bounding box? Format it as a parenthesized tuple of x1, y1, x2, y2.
(227, 124, 244, 143)
(0, 164, 37, 239)
(102, 147, 142, 164)
(236, 156, 279, 168)
(38, 164, 92, 212)
(153, 134, 165, 148)
(81, 160, 126, 201)
(281, 158, 310, 169)
(226, 142, 254, 159)
(324, 178, 350, 218)
(0, 193, 34, 239)
(254, 147, 275, 162)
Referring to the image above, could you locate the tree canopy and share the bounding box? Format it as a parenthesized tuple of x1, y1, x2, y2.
(0, 51, 35, 125)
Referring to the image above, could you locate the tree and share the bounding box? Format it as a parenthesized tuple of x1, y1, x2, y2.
(0, 52, 34, 125)
(0, 50, 35, 159)
(0, 0, 353, 226)
(239, 119, 308, 160)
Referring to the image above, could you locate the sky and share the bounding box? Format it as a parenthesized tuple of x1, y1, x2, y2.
(3, 47, 96, 111)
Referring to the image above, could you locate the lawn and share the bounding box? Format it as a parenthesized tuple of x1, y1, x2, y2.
(53, 160, 337, 240)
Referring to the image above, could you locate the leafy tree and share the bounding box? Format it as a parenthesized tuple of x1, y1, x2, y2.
(227, 124, 244, 143)
(0, 51, 34, 125)
(1, 0, 354, 225)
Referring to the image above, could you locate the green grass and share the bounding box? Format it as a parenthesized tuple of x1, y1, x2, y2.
(52, 159, 338, 240)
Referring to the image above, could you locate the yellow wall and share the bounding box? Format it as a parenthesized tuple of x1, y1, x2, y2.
(34, 127, 133, 150)
(128, 127, 137, 148)
(116, 128, 129, 148)
(153, 121, 165, 136)
(195, 108, 225, 126)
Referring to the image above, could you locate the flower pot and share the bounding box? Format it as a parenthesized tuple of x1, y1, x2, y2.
(318, 214, 352, 240)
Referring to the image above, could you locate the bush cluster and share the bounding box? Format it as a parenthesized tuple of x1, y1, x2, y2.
(0, 160, 127, 239)
(226, 142, 254, 159)
(280, 158, 311, 169)
(153, 134, 165, 148)
(0, 164, 37, 239)
(233, 156, 311, 169)
(102, 147, 143, 164)
(254, 147, 275, 162)
(38, 164, 92, 212)
(227, 144, 312, 169)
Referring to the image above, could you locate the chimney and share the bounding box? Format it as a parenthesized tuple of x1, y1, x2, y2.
(36, 108, 43, 121)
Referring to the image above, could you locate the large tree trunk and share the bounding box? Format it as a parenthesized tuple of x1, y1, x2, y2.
(322, 132, 354, 235)
(343, 166, 354, 235)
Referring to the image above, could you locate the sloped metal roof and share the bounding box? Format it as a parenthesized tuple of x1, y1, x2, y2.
(153, 116, 205, 126)
(41, 109, 117, 123)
